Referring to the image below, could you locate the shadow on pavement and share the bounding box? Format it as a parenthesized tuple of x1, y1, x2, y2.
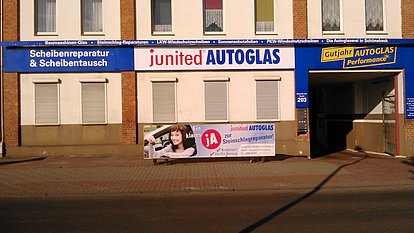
(402, 157, 414, 180)
(0, 157, 46, 166)
(238, 152, 368, 233)
(310, 147, 345, 159)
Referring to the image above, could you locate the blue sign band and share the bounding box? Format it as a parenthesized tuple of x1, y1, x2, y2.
(3, 47, 134, 72)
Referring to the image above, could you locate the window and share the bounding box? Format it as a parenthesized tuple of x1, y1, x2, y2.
(152, 0, 172, 33)
(204, 0, 224, 33)
(82, 0, 103, 34)
(255, 0, 275, 34)
(365, 0, 384, 32)
(33, 79, 60, 125)
(322, 0, 341, 32)
(204, 77, 228, 121)
(36, 0, 56, 34)
(152, 79, 177, 122)
(81, 79, 107, 124)
(256, 77, 280, 120)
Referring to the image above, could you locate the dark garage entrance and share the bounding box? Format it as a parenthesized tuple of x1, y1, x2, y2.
(308, 71, 398, 157)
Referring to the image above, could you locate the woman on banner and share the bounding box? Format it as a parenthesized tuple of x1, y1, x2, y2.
(147, 124, 196, 158)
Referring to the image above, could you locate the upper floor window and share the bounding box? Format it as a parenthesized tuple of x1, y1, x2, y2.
(204, 0, 224, 33)
(255, 0, 275, 34)
(82, 0, 103, 34)
(36, 0, 56, 34)
(365, 0, 384, 32)
(152, 0, 172, 34)
(322, 0, 341, 33)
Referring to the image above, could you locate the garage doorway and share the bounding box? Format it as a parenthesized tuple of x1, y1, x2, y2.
(309, 71, 399, 157)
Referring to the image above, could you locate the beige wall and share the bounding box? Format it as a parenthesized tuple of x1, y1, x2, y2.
(20, 0, 121, 40)
(308, 0, 402, 38)
(20, 73, 122, 126)
(137, 70, 295, 123)
(136, 0, 293, 39)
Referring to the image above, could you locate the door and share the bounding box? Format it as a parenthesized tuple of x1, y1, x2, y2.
(382, 93, 396, 155)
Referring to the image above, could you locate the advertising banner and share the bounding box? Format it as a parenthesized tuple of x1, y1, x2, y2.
(3, 47, 134, 72)
(321, 46, 397, 69)
(295, 45, 414, 118)
(134, 47, 294, 71)
(143, 124, 275, 159)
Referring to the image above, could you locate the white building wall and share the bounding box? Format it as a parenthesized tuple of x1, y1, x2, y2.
(20, 0, 121, 40)
(308, 0, 402, 38)
(136, 0, 293, 39)
(20, 73, 122, 125)
(137, 71, 295, 123)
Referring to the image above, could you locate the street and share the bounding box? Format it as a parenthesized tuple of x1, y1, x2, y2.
(1, 188, 413, 233)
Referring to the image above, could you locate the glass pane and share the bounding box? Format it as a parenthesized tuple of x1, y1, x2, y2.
(36, 0, 56, 33)
(366, 0, 384, 31)
(82, 0, 103, 33)
(204, 0, 223, 32)
(322, 0, 340, 31)
(153, 0, 172, 32)
(256, 0, 274, 32)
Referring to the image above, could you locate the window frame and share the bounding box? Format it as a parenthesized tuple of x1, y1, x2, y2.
(79, 78, 108, 125)
(35, 0, 58, 36)
(151, 78, 178, 123)
(203, 0, 226, 35)
(321, 0, 344, 35)
(255, 0, 277, 35)
(32, 78, 61, 126)
(81, 0, 105, 36)
(203, 77, 229, 122)
(151, 0, 174, 35)
(255, 76, 281, 121)
(365, 0, 387, 35)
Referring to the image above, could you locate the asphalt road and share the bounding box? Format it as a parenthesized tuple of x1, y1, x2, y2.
(1, 188, 413, 233)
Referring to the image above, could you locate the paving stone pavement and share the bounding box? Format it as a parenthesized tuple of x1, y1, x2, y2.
(0, 150, 413, 197)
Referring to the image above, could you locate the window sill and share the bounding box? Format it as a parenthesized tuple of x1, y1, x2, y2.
(204, 120, 230, 123)
(35, 32, 58, 36)
(255, 32, 278, 36)
(256, 119, 281, 122)
(82, 123, 108, 126)
(322, 31, 345, 36)
(366, 31, 388, 35)
(82, 32, 105, 36)
(204, 32, 226, 36)
(152, 121, 178, 124)
(152, 32, 175, 36)
(35, 123, 61, 127)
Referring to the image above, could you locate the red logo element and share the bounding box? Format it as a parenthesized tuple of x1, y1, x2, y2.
(201, 129, 221, 150)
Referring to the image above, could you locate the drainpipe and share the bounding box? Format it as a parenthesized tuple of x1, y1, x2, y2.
(0, 0, 4, 157)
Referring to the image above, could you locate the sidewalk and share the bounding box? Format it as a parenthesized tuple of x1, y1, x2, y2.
(0, 150, 413, 197)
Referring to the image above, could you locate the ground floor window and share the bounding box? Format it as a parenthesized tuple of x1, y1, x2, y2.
(204, 77, 229, 122)
(256, 77, 280, 120)
(152, 78, 177, 122)
(33, 79, 60, 125)
(80, 78, 107, 124)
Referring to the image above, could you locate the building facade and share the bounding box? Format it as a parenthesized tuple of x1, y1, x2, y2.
(1, 0, 413, 158)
